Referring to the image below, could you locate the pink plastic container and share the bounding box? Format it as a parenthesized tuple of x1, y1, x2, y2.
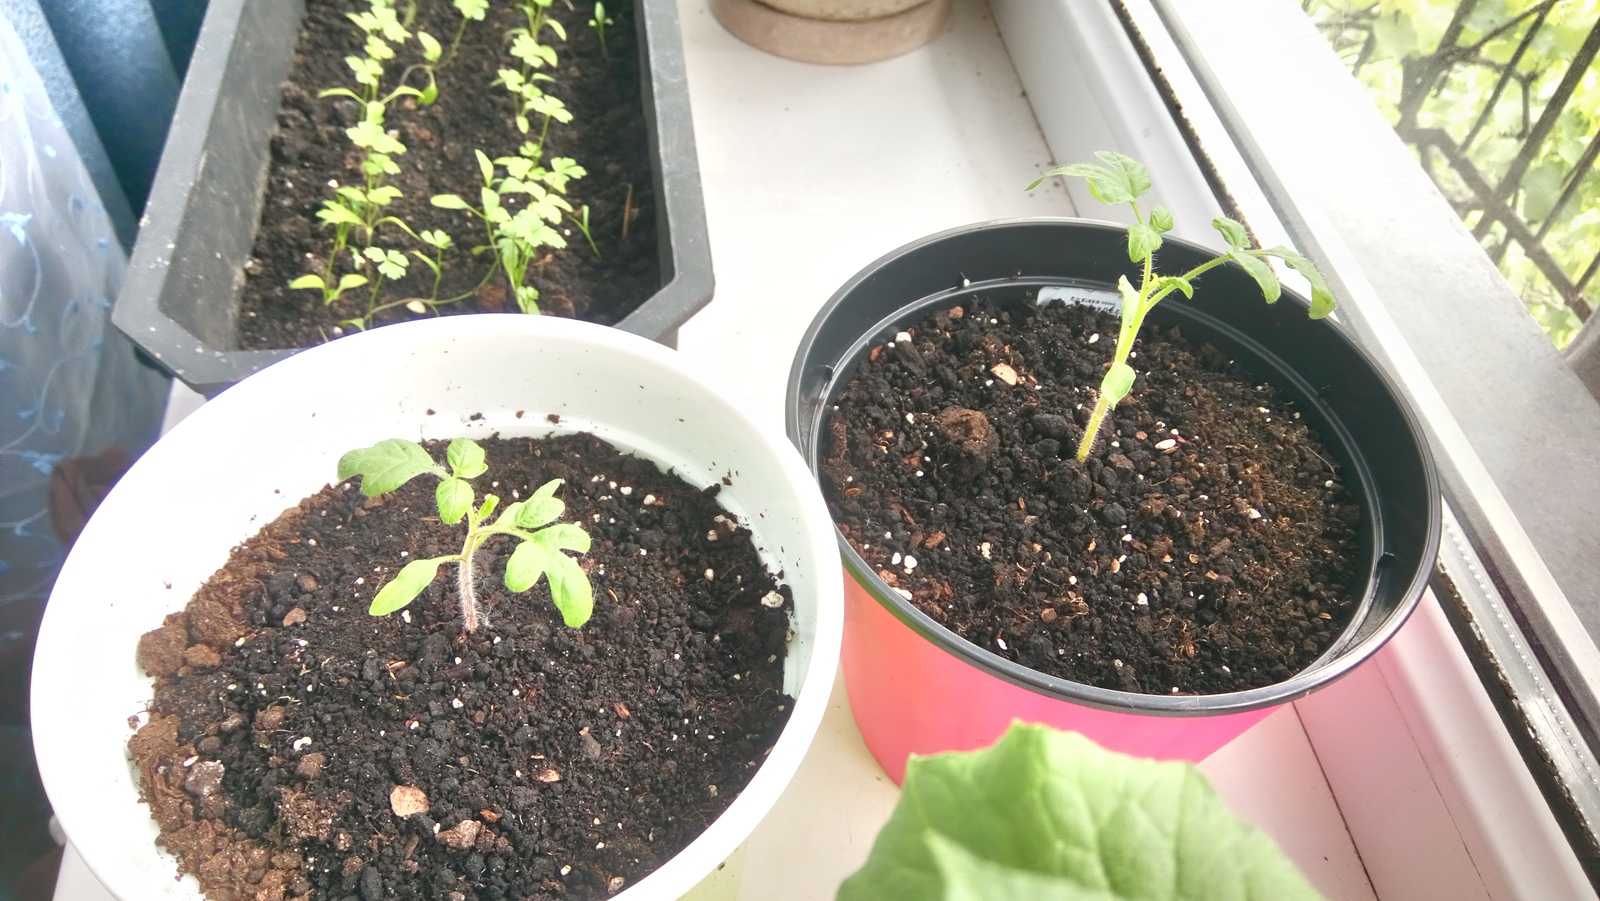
(842, 572, 1275, 783)
(787, 221, 1441, 785)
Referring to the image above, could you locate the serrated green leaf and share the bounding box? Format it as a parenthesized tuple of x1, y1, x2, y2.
(1213, 216, 1248, 250)
(446, 437, 487, 479)
(370, 558, 442, 616)
(1101, 361, 1136, 407)
(1230, 251, 1280, 303)
(431, 194, 470, 210)
(290, 274, 325, 291)
(1264, 247, 1336, 318)
(837, 723, 1325, 901)
(1149, 205, 1174, 233)
(338, 439, 440, 495)
(1094, 150, 1151, 199)
(436, 477, 473, 524)
(454, 0, 488, 20)
(1126, 222, 1162, 263)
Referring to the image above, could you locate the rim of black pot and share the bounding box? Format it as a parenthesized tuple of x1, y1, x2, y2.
(785, 218, 1441, 717)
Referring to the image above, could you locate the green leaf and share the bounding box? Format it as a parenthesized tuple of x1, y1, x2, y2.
(338, 439, 441, 495)
(515, 478, 565, 528)
(454, 0, 488, 20)
(317, 203, 364, 227)
(1152, 275, 1193, 299)
(837, 723, 1325, 901)
(1100, 361, 1136, 408)
(417, 30, 442, 62)
(446, 437, 488, 479)
(926, 833, 1096, 901)
(1212, 216, 1248, 251)
(290, 274, 325, 291)
(1149, 205, 1174, 233)
(431, 194, 471, 210)
(1025, 163, 1104, 192)
(535, 521, 591, 554)
(317, 87, 364, 102)
(545, 552, 593, 627)
(436, 477, 473, 525)
(337, 272, 369, 291)
(1263, 247, 1336, 319)
(1126, 222, 1162, 263)
(477, 149, 495, 185)
(1093, 150, 1151, 199)
(1115, 275, 1142, 349)
(420, 81, 438, 106)
(370, 558, 443, 616)
(477, 493, 500, 522)
(1230, 251, 1280, 303)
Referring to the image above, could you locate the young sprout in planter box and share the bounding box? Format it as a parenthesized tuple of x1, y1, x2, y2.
(432, 149, 582, 313)
(1028, 151, 1337, 462)
(589, 2, 614, 57)
(338, 437, 593, 632)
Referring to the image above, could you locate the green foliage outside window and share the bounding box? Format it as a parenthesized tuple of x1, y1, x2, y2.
(1306, 0, 1600, 348)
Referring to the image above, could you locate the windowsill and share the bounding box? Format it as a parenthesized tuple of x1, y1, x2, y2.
(54, 1, 1593, 898)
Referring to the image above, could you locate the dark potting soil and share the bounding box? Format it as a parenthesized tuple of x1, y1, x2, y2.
(130, 435, 794, 901)
(822, 297, 1362, 695)
(235, 0, 660, 350)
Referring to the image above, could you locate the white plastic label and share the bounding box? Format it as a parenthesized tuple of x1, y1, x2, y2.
(1038, 284, 1121, 314)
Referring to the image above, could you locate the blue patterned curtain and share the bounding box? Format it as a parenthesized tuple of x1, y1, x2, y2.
(0, 10, 168, 664)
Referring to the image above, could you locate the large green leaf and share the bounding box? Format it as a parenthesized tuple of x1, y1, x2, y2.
(837, 723, 1324, 901)
(338, 439, 440, 495)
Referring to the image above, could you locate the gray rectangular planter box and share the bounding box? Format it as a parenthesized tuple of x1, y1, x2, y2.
(113, 0, 714, 397)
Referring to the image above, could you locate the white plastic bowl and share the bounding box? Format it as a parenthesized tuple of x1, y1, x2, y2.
(32, 315, 843, 901)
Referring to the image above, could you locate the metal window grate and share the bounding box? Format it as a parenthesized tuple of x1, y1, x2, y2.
(1309, 0, 1600, 347)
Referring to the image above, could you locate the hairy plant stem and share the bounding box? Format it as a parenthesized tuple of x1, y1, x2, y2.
(457, 542, 480, 632)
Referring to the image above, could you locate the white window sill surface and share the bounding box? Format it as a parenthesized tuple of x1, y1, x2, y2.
(54, 1, 1591, 899)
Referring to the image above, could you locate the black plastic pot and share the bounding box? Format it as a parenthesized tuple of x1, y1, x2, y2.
(785, 219, 1441, 777)
(113, 0, 713, 397)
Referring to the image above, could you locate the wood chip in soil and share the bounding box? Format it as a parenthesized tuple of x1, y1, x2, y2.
(130, 434, 794, 901)
(822, 296, 1362, 695)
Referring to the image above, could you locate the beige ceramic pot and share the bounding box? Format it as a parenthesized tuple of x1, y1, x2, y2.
(710, 0, 950, 65)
